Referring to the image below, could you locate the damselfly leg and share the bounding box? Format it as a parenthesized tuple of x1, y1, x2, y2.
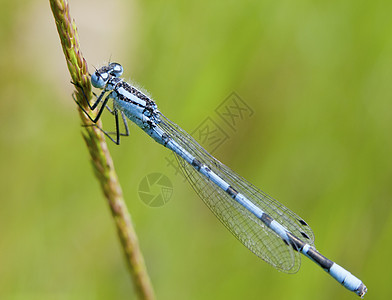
(71, 81, 129, 144)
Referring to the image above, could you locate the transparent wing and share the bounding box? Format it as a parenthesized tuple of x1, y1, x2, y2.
(158, 113, 315, 273)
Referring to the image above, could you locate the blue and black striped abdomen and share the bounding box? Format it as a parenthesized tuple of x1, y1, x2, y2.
(157, 113, 315, 273)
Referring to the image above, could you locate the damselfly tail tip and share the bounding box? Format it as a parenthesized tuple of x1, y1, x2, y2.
(357, 283, 367, 298)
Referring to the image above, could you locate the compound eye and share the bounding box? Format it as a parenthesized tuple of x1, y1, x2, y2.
(91, 71, 108, 88)
(109, 63, 123, 77)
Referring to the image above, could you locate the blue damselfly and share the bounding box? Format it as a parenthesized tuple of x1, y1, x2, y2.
(73, 63, 367, 297)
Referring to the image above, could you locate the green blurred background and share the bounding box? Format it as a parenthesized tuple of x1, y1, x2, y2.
(0, 0, 391, 299)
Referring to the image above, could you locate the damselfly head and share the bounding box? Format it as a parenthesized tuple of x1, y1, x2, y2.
(91, 70, 109, 88)
(108, 63, 123, 78)
(91, 63, 124, 89)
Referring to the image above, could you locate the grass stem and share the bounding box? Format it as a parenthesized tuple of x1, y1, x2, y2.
(49, 1, 155, 299)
